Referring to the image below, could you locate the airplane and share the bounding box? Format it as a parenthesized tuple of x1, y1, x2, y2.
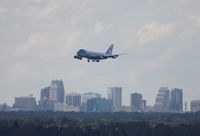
(74, 44, 127, 62)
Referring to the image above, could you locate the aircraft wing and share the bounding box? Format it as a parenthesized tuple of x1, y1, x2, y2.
(104, 53, 128, 58)
(88, 54, 106, 59)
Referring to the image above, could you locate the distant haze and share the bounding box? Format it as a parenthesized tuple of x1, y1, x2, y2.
(0, 0, 200, 106)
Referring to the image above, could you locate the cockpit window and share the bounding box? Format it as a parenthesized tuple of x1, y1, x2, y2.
(78, 49, 87, 56)
(79, 49, 85, 52)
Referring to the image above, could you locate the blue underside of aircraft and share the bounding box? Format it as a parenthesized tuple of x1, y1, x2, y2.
(74, 44, 126, 62)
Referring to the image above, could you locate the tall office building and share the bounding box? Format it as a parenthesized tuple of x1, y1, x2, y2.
(49, 80, 65, 103)
(107, 87, 122, 107)
(40, 87, 50, 100)
(13, 96, 37, 111)
(191, 100, 200, 112)
(154, 87, 170, 112)
(170, 88, 183, 112)
(130, 93, 142, 111)
(66, 93, 81, 107)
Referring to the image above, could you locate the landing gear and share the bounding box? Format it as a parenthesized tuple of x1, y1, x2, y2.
(92, 59, 100, 62)
(87, 59, 100, 62)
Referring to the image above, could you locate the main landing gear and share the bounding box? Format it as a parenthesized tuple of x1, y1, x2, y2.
(88, 59, 100, 62)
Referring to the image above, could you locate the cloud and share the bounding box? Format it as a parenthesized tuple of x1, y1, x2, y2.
(136, 22, 175, 44)
(0, 8, 7, 14)
(143, 48, 178, 70)
(15, 31, 80, 58)
(64, 31, 81, 50)
(46, 31, 81, 58)
(94, 22, 112, 34)
(0, 0, 200, 105)
(8, 62, 40, 81)
(187, 14, 200, 28)
(94, 22, 105, 33)
(15, 34, 47, 54)
(40, 0, 60, 17)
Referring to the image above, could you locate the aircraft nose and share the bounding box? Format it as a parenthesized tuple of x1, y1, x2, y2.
(77, 51, 81, 56)
(78, 49, 86, 56)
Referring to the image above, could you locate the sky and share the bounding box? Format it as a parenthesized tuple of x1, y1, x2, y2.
(0, 0, 200, 106)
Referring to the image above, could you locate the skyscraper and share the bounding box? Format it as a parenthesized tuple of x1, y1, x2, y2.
(154, 87, 170, 112)
(66, 93, 81, 107)
(49, 80, 65, 103)
(107, 87, 122, 107)
(170, 88, 183, 112)
(130, 93, 142, 111)
(40, 87, 50, 100)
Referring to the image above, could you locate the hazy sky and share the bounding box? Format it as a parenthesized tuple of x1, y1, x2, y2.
(0, 0, 200, 106)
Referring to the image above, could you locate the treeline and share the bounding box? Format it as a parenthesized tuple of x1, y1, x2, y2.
(0, 111, 200, 120)
(0, 118, 200, 136)
(1, 111, 200, 121)
(0, 112, 200, 136)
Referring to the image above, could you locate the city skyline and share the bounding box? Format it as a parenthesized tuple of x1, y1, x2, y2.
(0, 0, 200, 106)
(0, 78, 194, 107)
(0, 78, 193, 108)
(1, 79, 185, 109)
(4, 79, 188, 112)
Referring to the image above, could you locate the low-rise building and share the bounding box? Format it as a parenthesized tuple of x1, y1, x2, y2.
(191, 100, 200, 112)
(54, 103, 80, 112)
(13, 95, 37, 111)
(87, 98, 111, 112)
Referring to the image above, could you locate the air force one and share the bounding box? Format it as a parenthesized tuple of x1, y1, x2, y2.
(74, 44, 127, 62)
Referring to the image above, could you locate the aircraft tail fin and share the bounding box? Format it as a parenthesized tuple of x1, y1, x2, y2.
(106, 44, 114, 55)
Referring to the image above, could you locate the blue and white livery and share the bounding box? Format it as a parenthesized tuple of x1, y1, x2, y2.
(74, 44, 127, 62)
